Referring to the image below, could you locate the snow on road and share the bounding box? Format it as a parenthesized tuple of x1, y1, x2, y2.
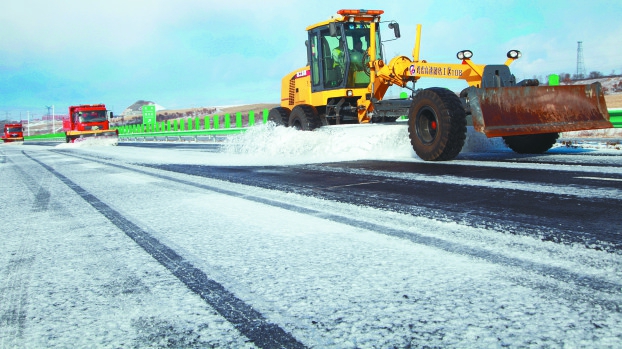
(1, 124, 621, 348)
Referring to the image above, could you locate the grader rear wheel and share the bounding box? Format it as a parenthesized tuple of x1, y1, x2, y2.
(268, 107, 290, 126)
(408, 88, 467, 161)
(288, 105, 322, 131)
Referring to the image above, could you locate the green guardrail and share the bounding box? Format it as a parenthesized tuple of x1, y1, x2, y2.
(24, 132, 66, 141)
(21, 110, 269, 141)
(121, 128, 248, 140)
(19, 106, 622, 142)
(116, 110, 269, 139)
(610, 108, 622, 128)
(118, 108, 622, 133)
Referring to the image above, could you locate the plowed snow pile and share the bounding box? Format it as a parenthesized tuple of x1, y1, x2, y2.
(55, 138, 119, 148)
(85, 121, 619, 167)
(222, 121, 509, 163)
(0, 141, 24, 146)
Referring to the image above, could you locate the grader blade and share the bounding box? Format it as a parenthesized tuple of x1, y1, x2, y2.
(468, 83, 612, 138)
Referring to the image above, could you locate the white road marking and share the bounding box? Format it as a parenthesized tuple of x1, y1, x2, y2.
(575, 176, 622, 182)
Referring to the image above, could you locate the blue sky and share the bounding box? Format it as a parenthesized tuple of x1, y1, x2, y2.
(1, 0, 621, 119)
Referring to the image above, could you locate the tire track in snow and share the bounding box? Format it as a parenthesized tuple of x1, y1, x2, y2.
(0, 157, 35, 346)
(0, 254, 34, 347)
(6, 153, 52, 212)
(0, 153, 51, 346)
(23, 151, 306, 349)
(49, 150, 622, 312)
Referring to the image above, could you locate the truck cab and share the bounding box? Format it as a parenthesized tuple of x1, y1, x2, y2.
(63, 104, 118, 143)
(2, 123, 24, 143)
(64, 104, 110, 132)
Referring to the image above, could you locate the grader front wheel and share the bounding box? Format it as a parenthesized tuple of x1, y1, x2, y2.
(408, 88, 467, 161)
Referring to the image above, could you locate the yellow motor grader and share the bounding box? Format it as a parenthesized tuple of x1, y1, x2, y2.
(270, 9, 612, 161)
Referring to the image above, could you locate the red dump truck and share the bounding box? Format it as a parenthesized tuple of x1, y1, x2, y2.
(63, 104, 118, 144)
(2, 123, 24, 143)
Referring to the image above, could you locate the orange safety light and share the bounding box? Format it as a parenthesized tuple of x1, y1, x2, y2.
(337, 9, 384, 16)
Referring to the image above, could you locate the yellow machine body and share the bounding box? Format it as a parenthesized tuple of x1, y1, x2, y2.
(273, 9, 611, 160)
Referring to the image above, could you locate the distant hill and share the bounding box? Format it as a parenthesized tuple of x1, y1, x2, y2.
(566, 76, 622, 95)
(121, 100, 166, 117)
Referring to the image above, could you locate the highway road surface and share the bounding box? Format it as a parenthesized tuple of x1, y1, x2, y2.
(2, 125, 621, 348)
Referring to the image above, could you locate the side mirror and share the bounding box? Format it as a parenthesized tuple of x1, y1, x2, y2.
(388, 22, 400, 38)
(108, 111, 114, 119)
(329, 22, 338, 37)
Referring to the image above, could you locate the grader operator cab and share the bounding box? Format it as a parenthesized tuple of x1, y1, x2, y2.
(270, 9, 612, 161)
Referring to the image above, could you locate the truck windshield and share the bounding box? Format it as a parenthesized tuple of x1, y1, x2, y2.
(77, 110, 107, 123)
(7, 127, 22, 132)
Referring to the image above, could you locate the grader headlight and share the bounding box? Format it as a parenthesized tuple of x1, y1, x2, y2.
(456, 50, 473, 60)
(507, 50, 522, 59)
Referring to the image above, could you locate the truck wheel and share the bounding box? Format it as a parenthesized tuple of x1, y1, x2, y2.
(502, 133, 559, 154)
(268, 107, 290, 126)
(289, 105, 322, 131)
(408, 88, 467, 161)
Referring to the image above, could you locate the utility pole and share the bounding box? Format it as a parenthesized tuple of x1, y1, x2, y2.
(46, 105, 55, 133)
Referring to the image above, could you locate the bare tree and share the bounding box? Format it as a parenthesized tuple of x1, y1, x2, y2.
(588, 71, 604, 79)
(557, 73, 572, 84)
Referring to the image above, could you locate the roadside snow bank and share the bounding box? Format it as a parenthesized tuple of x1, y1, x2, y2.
(561, 128, 622, 138)
(223, 122, 415, 162)
(223, 123, 509, 161)
(55, 138, 118, 148)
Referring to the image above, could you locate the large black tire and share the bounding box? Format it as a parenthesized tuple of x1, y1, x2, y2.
(268, 107, 290, 126)
(408, 88, 467, 161)
(502, 133, 559, 154)
(289, 105, 322, 131)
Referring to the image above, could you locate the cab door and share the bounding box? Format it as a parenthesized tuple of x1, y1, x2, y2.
(309, 26, 347, 93)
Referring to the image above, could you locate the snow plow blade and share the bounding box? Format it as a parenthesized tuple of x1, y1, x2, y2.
(66, 129, 119, 145)
(2, 137, 25, 143)
(468, 83, 612, 138)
